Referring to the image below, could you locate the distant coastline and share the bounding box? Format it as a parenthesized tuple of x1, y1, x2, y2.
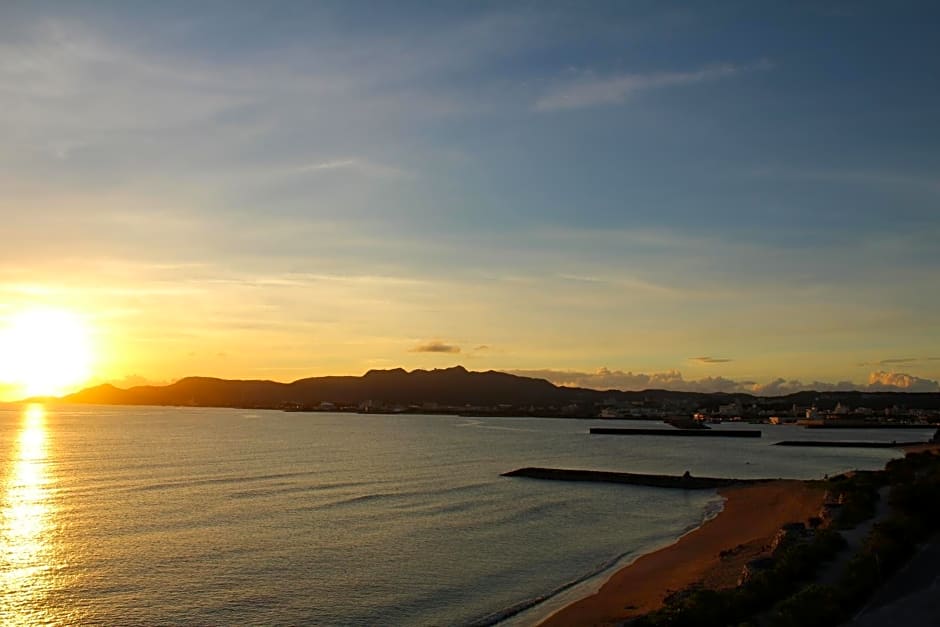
(44, 366, 940, 425)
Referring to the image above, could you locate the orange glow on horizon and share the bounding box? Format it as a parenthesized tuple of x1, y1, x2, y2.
(0, 307, 95, 399)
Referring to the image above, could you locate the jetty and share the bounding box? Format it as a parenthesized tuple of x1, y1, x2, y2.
(804, 423, 937, 430)
(590, 427, 762, 438)
(501, 467, 766, 490)
(773, 440, 923, 449)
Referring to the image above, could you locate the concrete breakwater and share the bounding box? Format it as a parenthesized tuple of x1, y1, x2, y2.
(773, 440, 922, 449)
(804, 423, 937, 429)
(590, 427, 762, 438)
(501, 467, 766, 490)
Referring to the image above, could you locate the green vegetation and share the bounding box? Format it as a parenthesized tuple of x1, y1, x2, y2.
(634, 529, 846, 627)
(827, 470, 886, 529)
(634, 451, 940, 627)
(769, 452, 940, 626)
(767, 584, 842, 627)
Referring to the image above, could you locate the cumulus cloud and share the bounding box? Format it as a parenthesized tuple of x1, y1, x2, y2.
(508, 368, 741, 392)
(535, 61, 770, 111)
(867, 371, 940, 393)
(507, 367, 665, 390)
(505, 368, 940, 395)
(748, 378, 857, 395)
(690, 356, 733, 364)
(410, 340, 461, 354)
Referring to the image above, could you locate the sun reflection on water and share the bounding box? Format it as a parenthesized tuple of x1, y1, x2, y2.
(2, 404, 58, 625)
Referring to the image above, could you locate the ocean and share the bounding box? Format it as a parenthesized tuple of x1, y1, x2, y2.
(0, 405, 926, 626)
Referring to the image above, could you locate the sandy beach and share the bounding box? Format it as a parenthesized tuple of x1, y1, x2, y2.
(539, 480, 826, 627)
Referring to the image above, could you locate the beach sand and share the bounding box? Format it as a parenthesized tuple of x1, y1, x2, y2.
(538, 480, 826, 627)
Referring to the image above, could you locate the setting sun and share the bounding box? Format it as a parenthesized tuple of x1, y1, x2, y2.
(0, 308, 94, 398)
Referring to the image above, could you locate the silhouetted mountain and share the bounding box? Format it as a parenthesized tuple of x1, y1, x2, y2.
(60, 366, 940, 412)
(63, 366, 600, 408)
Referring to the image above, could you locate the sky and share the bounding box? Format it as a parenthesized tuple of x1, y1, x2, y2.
(1, 0, 939, 397)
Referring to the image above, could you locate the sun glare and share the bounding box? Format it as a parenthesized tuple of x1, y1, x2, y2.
(0, 308, 94, 398)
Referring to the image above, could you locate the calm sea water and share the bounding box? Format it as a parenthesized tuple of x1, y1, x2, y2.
(1, 405, 927, 626)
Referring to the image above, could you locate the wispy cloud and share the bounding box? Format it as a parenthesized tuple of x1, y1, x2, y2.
(0, 17, 453, 191)
(297, 159, 358, 171)
(747, 166, 940, 195)
(293, 158, 411, 179)
(857, 357, 940, 366)
(556, 273, 680, 297)
(463, 344, 495, 359)
(535, 60, 770, 111)
(689, 356, 733, 364)
(411, 340, 461, 354)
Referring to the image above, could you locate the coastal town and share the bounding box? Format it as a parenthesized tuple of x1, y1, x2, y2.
(288, 394, 940, 426)
(62, 366, 940, 426)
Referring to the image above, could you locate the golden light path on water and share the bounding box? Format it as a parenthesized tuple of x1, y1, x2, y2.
(1, 405, 59, 625)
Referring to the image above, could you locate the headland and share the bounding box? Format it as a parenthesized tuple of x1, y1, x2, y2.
(538, 480, 825, 626)
(533, 445, 940, 627)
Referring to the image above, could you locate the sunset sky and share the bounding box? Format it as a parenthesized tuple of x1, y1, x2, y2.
(1, 1, 939, 399)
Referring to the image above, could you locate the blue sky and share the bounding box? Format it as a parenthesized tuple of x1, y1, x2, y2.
(1, 1, 939, 394)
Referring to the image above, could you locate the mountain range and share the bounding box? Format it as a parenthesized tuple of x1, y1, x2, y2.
(59, 366, 940, 412)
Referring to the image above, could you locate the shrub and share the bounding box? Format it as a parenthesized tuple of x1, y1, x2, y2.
(767, 584, 844, 627)
(635, 454, 940, 627)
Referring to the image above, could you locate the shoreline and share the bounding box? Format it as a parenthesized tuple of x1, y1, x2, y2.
(496, 495, 726, 627)
(537, 480, 827, 627)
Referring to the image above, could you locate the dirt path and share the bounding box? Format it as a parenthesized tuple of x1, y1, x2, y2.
(816, 486, 891, 586)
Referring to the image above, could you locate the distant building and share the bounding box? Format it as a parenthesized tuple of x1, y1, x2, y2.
(832, 402, 850, 416)
(718, 401, 743, 417)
